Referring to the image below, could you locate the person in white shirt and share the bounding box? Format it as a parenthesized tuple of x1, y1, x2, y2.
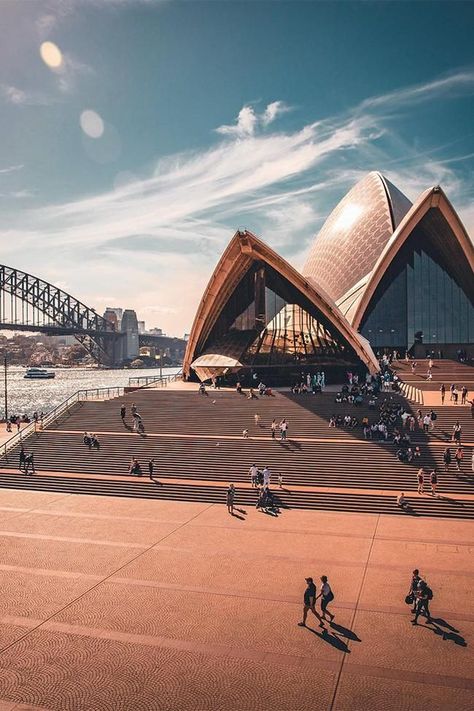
(316, 575, 335, 621)
(249, 464, 258, 487)
(262, 466, 271, 487)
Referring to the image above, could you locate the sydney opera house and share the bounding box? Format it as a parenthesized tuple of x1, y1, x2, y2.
(184, 172, 474, 384)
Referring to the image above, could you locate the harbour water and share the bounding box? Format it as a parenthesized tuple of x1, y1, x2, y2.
(2, 366, 181, 419)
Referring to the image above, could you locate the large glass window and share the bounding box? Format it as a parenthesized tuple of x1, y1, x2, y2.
(361, 230, 474, 348)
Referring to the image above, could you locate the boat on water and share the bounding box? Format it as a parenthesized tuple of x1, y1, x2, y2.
(24, 368, 56, 380)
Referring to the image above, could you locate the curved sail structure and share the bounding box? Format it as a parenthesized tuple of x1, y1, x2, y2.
(353, 186, 474, 351)
(302, 172, 412, 305)
(184, 230, 379, 382)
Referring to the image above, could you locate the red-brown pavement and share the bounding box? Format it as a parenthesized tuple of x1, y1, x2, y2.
(0, 489, 472, 710)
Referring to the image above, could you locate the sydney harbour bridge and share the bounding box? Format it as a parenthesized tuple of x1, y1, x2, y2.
(0, 264, 186, 366)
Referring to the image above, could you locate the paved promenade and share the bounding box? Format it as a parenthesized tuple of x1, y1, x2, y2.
(0, 490, 472, 710)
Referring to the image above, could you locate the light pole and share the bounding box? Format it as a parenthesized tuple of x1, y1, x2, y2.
(159, 348, 163, 380)
(3, 354, 7, 425)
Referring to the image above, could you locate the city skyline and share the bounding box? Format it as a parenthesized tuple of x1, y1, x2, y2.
(0, 0, 473, 336)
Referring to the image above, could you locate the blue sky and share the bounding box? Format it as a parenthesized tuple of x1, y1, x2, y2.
(0, 0, 473, 336)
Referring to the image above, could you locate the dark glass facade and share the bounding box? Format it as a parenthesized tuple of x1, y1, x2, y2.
(361, 229, 474, 349)
(204, 261, 359, 367)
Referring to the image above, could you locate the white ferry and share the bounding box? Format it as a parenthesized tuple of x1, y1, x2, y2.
(24, 368, 56, 380)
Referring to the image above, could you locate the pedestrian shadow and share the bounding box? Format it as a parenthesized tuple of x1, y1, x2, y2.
(306, 625, 351, 653)
(430, 617, 459, 633)
(399, 504, 420, 516)
(150, 478, 163, 487)
(429, 620, 467, 646)
(329, 621, 361, 642)
(437, 496, 465, 507)
(122, 422, 133, 432)
(231, 512, 246, 520)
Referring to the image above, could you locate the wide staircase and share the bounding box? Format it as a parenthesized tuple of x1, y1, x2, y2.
(393, 358, 474, 392)
(1, 379, 473, 518)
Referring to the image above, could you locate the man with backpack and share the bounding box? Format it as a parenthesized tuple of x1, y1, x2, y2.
(412, 580, 433, 625)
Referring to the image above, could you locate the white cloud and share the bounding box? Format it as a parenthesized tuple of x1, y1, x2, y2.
(1, 68, 473, 334)
(357, 69, 474, 115)
(0, 164, 24, 175)
(262, 100, 291, 126)
(216, 101, 291, 137)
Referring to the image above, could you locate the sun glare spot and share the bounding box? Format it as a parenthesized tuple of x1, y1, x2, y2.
(334, 203, 363, 231)
(40, 41, 63, 68)
(80, 110, 105, 139)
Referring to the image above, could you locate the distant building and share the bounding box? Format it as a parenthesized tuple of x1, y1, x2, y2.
(138, 320, 146, 334)
(104, 307, 123, 330)
(120, 309, 139, 360)
(147, 327, 163, 336)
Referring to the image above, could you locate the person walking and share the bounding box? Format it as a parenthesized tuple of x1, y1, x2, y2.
(249, 463, 258, 487)
(452, 421, 462, 444)
(24, 453, 35, 476)
(408, 569, 422, 613)
(271, 419, 276, 440)
(278, 473, 283, 488)
(454, 446, 463, 472)
(148, 458, 155, 481)
(430, 470, 438, 496)
(254, 413, 261, 428)
(120, 405, 126, 421)
(131, 403, 137, 417)
(443, 447, 452, 472)
(226, 484, 235, 515)
(317, 575, 335, 622)
(279, 419, 288, 441)
(440, 384, 445, 404)
(412, 580, 433, 625)
(429, 409, 437, 431)
(416, 468, 424, 495)
(461, 386, 468, 405)
(422, 414, 431, 433)
(262, 466, 271, 488)
(298, 577, 324, 628)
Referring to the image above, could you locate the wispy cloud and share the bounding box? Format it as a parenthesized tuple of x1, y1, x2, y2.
(0, 164, 24, 175)
(1, 84, 55, 107)
(356, 68, 474, 114)
(1, 68, 473, 333)
(216, 101, 292, 137)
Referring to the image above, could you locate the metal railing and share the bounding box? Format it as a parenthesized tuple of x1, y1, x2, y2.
(128, 370, 182, 389)
(0, 385, 124, 461)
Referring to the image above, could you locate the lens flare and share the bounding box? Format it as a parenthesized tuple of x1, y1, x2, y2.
(40, 41, 63, 68)
(80, 110, 104, 139)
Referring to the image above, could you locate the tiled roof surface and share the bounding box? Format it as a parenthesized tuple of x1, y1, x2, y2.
(302, 172, 411, 302)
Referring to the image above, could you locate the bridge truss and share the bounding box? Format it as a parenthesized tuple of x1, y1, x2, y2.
(0, 264, 120, 363)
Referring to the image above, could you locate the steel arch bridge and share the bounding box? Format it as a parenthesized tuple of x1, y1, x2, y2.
(0, 264, 120, 363)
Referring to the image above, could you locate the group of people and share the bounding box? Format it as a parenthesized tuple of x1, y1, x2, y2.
(128, 457, 155, 479)
(298, 575, 335, 628)
(290, 371, 326, 395)
(120, 404, 145, 433)
(440, 383, 470, 406)
(242, 416, 289, 441)
(18, 445, 35, 475)
(5, 413, 32, 432)
(407, 569, 434, 625)
(83, 432, 100, 450)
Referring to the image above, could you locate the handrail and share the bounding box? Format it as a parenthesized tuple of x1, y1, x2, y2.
(0, 385, 124, 461)
(128, 371, 182, 388)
